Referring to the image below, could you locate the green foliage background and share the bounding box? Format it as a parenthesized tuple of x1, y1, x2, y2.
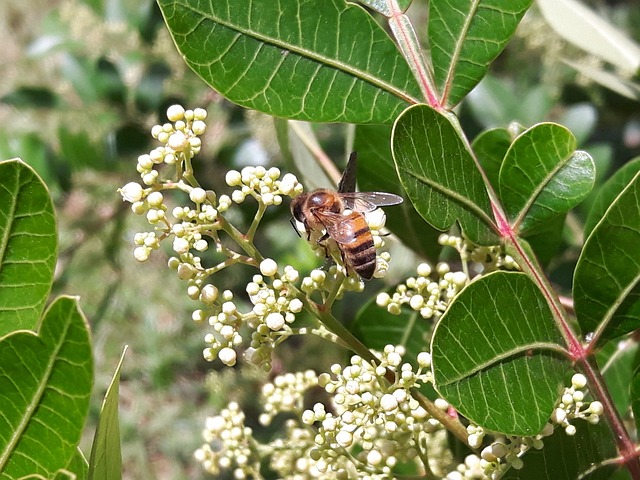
(2, 0, 640, 477)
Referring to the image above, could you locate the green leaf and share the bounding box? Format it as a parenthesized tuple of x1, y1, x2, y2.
(88, 347, 127, 480)
(585, 157, 640, 239)
(0, 296, 93, 478)
(563, 60, 640, 101)
(597, 338, 640, 418)
(351, 296, 429, 367)
(538, 0, 640, 73)
(431, 271, 567, 435)
(499, 123, 595, 234)
(429, 0, 533, 107)
(158, 0, 421, 124)
(472, 127, 512, 191)
(520, 214, 566, 267)
(62, 448, 89, 479)
(392, 104, 499, 245)
(574, 171, 640, 344)
(502, 420, 619, 480)
(0, 159, 57, 336)
(354, 124, 442, 261)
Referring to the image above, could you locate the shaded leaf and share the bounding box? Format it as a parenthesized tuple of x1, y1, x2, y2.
(354, 124, 442, 261)
(472, 127, 511, 191)
(431, 271, 567, 435)
(499, 123, 595, 234)
(0, 296, 93, 478)
(574, 171, 640, 344)
(392, 104, 499, 245)
(538, 0, 640, 73)
(521, 214, 566, 267)
(597, 338, 640, 418)
(89, 347, 127, 480)
(429, 0, 533, 107)
(351, 296, 429, 367)
(158, 0, 421, 124)
(0, 159, 57, 336)
(503, 420, 619, 480)
(585, 157, 640, 239)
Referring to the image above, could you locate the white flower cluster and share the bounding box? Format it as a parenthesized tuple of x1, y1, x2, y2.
(300, 346, 436, 477)
(194, 401, 260, 479)
(376, 262, 467, 319)
(259, 370, 319, 426)
(226, 166, 303, 206)
(447, 374, 603, 479)
(300, 266, 365, 303)
(550, 373, 603, 435)
(439, 234, 519, 271)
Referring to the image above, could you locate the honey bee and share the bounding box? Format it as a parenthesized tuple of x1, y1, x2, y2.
(290, 153, 403, 280)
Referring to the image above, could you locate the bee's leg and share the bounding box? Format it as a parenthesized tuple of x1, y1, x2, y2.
(316, 232, 331, 258)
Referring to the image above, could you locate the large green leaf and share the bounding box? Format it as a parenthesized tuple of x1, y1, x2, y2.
(392, 104, 499, 245)
(354, 124, 442, 261)
(0, 159, 57, 336)
(158, 0, 422, 124)
(429, 0, 533, 107)
(631, 364, 640, 437)
(574, 171, 640, 344)
(89, 347, 127, 480)
(499, 123, 595, 234)
(0, 296, 93, 478)
(431, 271, 567, 435)
(502, 421, 619, 480)
(585, 157, 640, 239)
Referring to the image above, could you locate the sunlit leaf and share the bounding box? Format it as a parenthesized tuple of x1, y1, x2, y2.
(0, 159, 57, 336)
(564, 60, 640, 101)
(429, 0, 533, 107)
(431, 271, 567, 435)
(88, 347, 127, 480)
(392, 104, 499, 245)
(574, 171, 640, 344)
(499, 123, 595, 234)
(0, 296, 93, 478)
(538, 0, 640, 72)
(158, 0, 422, 124)
(356, 0, 412, 15)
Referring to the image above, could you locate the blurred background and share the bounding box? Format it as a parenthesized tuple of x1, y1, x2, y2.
(1, 0, 639, 478)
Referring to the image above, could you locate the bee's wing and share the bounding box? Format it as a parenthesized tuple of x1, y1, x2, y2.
(339, 192, 404, 212)
(315, 211, 360, 244)
(338, 151, 358, 193)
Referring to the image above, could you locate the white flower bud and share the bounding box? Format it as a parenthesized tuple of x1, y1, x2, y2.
(218, 347, 237, 366)
(194, 108, 207, 120)
(147, 191, 164, 207)
(571, 373, 587, 389)
(260, 258, 278, 277)
(366, 209, 386, 230)
(119, 182, 144, 203)
(589, 401, 604, 415)
(288, 298, 303, 313)
(380, 394, 398, 412)
(200, 284, 219, 304)
(166, 104, 185, 121)
(190, 187, 207, 204)
(173, 237, 190, 254)
(192, 120, 206, 135)
(336, 430, 353, 448)
(168, 131, 188, 151)
(133, 246, 150, 262)
(225, 170, 242, 186)
(265, 312, 285, 331)
(417, 352, 431, 368)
